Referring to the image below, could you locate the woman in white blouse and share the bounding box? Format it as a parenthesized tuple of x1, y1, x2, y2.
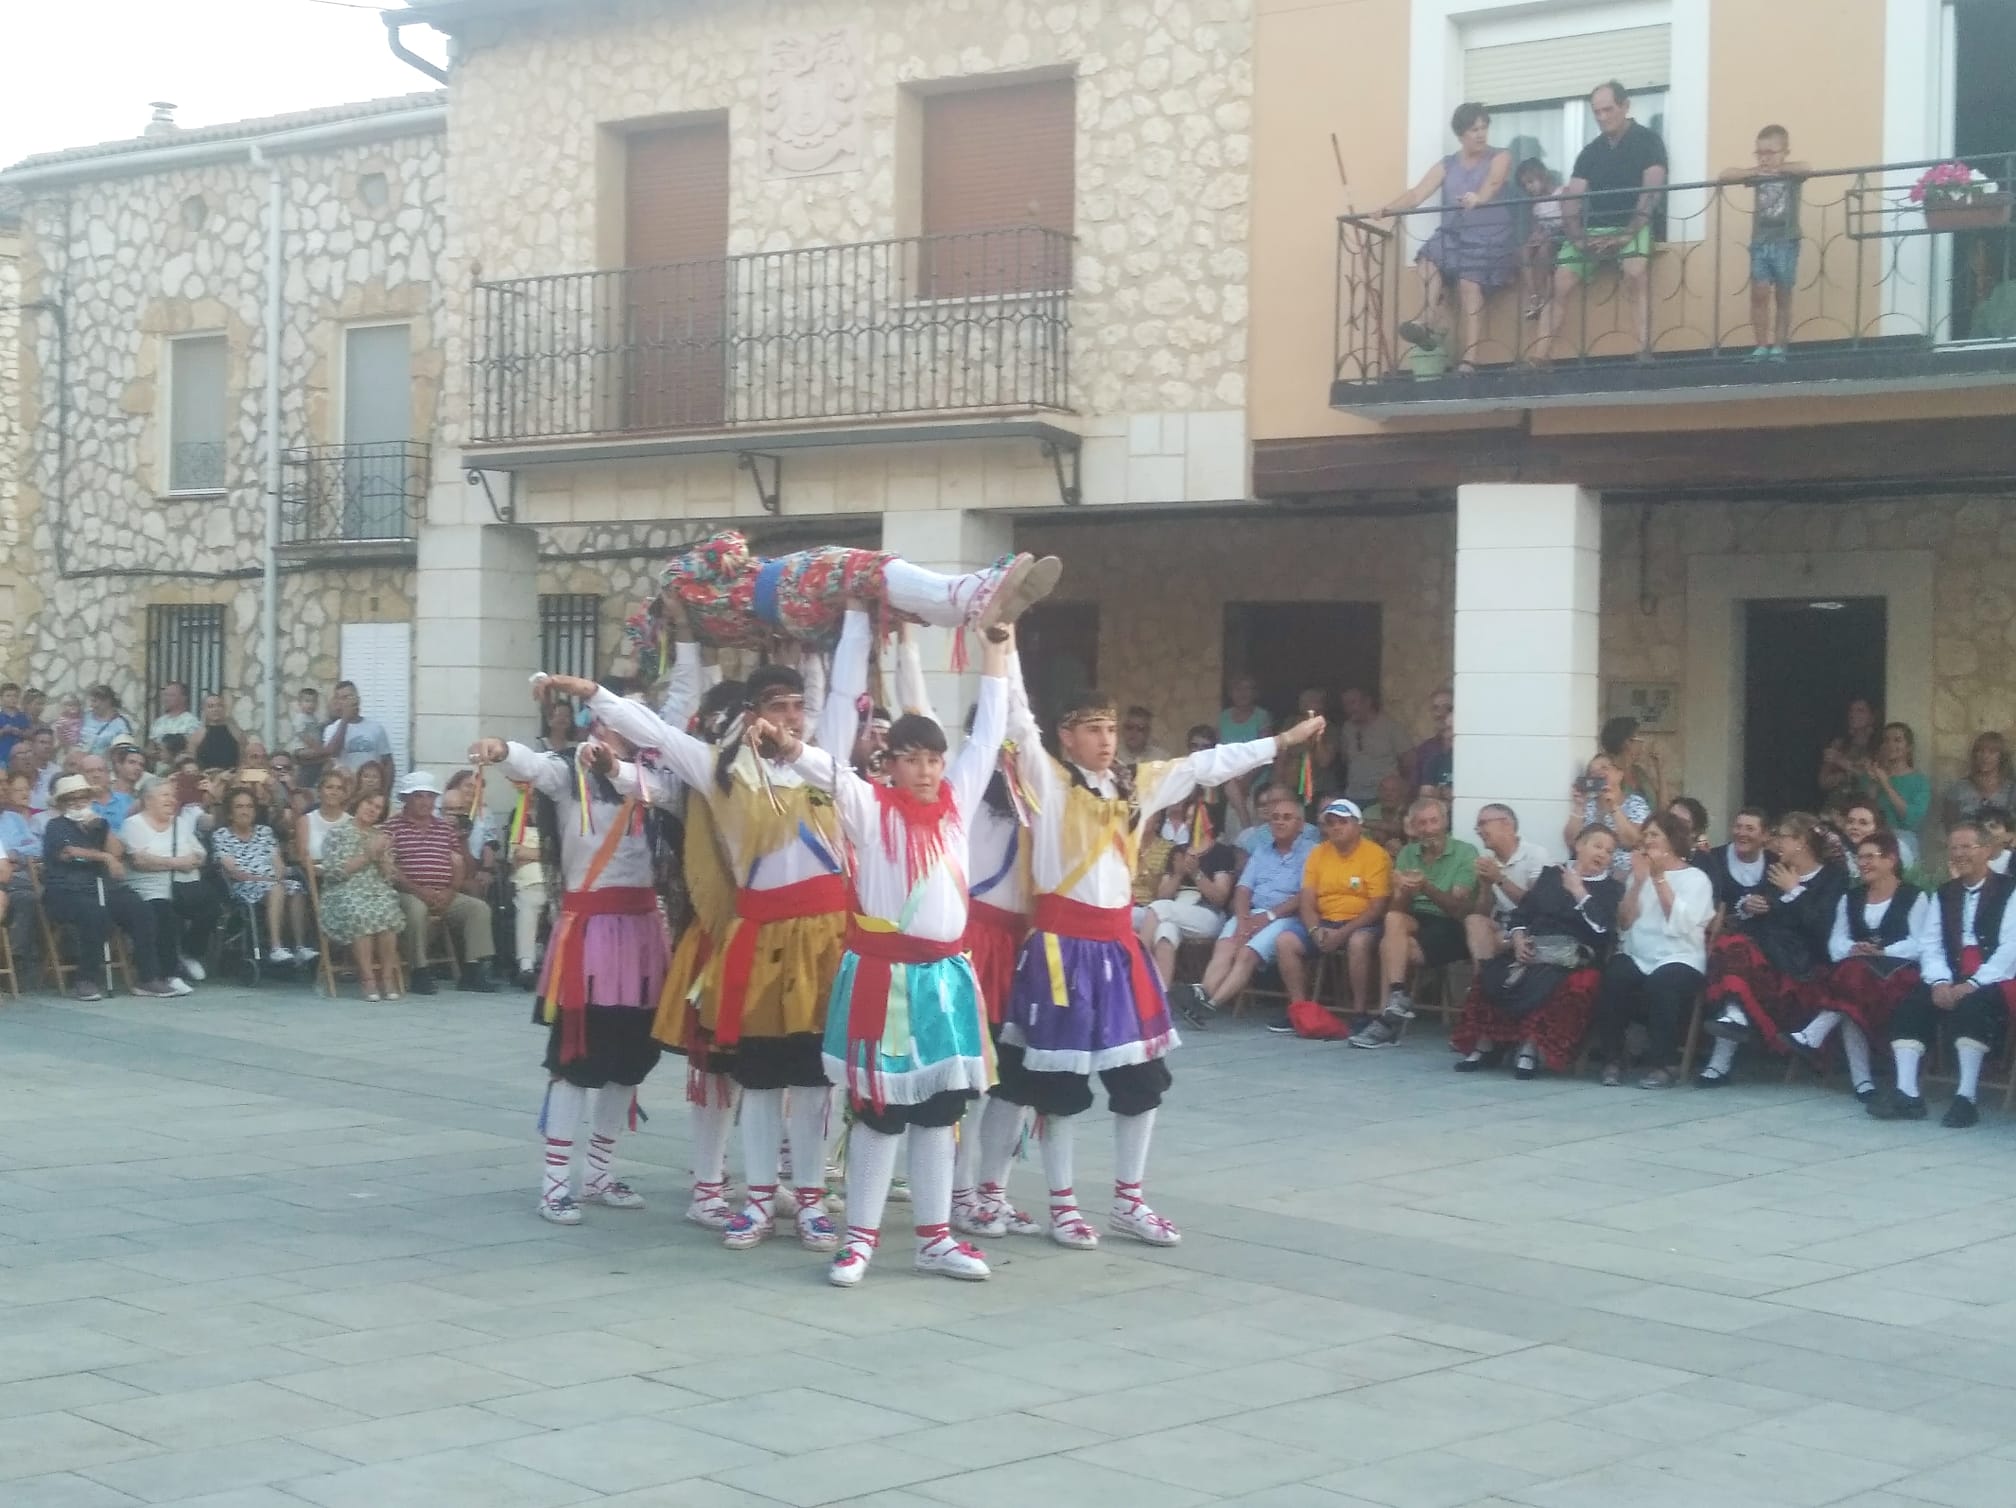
(120, 777, 213, 990)
(1592, 810, 1716, 1087)
(1787, 830, 1928, 1103)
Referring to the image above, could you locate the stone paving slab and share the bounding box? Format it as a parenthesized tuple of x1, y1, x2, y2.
(4, 983, 2014, 1506)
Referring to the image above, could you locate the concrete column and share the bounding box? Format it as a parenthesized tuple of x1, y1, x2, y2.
(880, 509, 1015, 742)
(413, 522, 539, 799)
(1451, 484, 1601, 860)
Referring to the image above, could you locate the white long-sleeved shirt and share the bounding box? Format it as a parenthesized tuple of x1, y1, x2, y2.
(1917, 879, 2016, 986)
(792, 675, 1007, 944)
(1827, 890, 1931, 964)
(498, 741, 661, 892)
(1003, 667, 1278, 911)
(1618, 863, 1716, 974)
(655, 640, 719, 730)
(587, 612, 869, 893)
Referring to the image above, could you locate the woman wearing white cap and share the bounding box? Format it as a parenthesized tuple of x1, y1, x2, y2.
(41, 774, 181, 1000)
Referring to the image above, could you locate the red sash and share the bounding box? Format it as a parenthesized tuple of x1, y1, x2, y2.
(969, 900, 1027, 936)
(714, 873, 848, 1045)
(1032, 894, 1166, 1031)
(1963, 944, 1985, 978)
(561, 886, 657, 918)
(836, 922, 961, 1110)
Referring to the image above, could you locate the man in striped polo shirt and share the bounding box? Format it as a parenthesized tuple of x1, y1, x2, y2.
(386, 770, 499, 994)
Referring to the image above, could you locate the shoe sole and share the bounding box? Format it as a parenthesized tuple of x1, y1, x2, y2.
(914, 1261, 990, 1280)
(1704, 1019, 1750, 1043)
(1109, 1223, 1181, 1247)
(537, 1208, 581, 1226)
(1347, 1039, 1396, 1050)
(587, 1197, 645, 1210)
(685, 1209, 733, 1232)
(976, 554, 1061, 632)
(723, 1226, 775, 1249)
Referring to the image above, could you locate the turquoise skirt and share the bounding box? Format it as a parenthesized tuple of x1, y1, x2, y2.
(821, 951, 993, 1106)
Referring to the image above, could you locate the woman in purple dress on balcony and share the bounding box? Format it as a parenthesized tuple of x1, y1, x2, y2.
(1380, 102, 1516, 374)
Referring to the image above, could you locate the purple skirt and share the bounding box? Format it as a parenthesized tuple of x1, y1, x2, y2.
(536, 907, 671, 1013)
(1002, 930, 1179, 1076)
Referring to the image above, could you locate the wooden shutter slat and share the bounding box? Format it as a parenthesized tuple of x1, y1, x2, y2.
(922, 79, 1076, 237)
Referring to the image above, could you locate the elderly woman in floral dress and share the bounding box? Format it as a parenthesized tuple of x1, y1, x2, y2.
(317, 789, 407, 1001)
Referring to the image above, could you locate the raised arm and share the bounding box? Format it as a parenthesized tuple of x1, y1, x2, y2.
(1138, 714, 1320, 828)
(947, 633, 1011, 815)
(659, 640, 712, 729)
(815, 607, 873, 756)
(495, 740, 573, 799)
(1002, 645, 1062, 809)
(569, 681, 715, 788)
(786, 733, 878, 846)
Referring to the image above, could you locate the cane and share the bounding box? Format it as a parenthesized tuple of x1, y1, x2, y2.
(94, 873, 114, 996)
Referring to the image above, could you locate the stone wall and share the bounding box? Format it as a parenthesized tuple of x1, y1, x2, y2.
(0, 226, 20, 669)
(7, 127, 445, 719)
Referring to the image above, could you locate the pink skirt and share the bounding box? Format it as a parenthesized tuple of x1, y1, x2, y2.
(536, 907, 671, 1012)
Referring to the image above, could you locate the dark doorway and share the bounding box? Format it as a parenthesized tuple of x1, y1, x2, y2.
(1742, 597, 1886, 817)
(1020, 602, 1099, 734)
(1224, 602, 1383, 729)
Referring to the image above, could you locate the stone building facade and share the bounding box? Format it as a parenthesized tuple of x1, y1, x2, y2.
(0, 196, 21, 665)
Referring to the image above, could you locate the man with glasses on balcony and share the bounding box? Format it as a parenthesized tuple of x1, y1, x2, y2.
(1531, 79, 1668, 366)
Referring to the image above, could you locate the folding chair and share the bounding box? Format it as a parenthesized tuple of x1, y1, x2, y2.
(304, 853, 404, 998)
(34, 865, 138, 996)
(0, 919, 20, 1001)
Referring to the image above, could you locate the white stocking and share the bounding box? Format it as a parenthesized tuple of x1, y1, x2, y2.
(1893, 1040, 1924, 1098)
(882, 559, 991, 626)
(952, 1107, 980, 1195)
(586, 1084, 632, 1192)
(541, 1081, 588, 1202)
(739, 1087, 785, 1202)
(1041, 1113, 1078, 1209)
(1801, 1009, 1842, 1047)
(786, 1088, 831, 1203)
(976, 1095, 1026, 1194)
(1840, 1020, 1875, 1090)
(908, 1125, 956, 1243)
(1113, 1108, 1156, 1189)
(1957, 1038, 1989, 1100)
(1705, 1038, 1739, 1075)
(842, 1122, 900, 1237)
(690, 1090, 735, 1187)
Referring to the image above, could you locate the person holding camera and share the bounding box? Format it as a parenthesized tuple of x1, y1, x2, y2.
(1565, 717, 1662, 876)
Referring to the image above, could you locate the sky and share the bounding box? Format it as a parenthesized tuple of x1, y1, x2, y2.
(1, 0, 444, 167)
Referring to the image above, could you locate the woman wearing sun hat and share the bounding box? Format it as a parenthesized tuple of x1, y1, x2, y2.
(41, 774, 181, 1000)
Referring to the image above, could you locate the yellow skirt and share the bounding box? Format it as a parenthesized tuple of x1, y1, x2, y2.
(701, 910, 847, 1042)
(652, 921, 716, 1051)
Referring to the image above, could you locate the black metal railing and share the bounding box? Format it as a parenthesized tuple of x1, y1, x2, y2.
(279, 440, 430, 546)
(1334, 150, 2016, 400)
(470, 226, 1074, 443)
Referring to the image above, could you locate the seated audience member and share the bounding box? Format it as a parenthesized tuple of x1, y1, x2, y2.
(1698, 812, 1849, 1084)
(121, 776, 213, 988)
(1116, 704, 1169, 778)
(105, 740, 147, 826)
(1187, 787, 1320, 1019)
(40, 774, 176, 1000)
(1980, 805, 2015, 875)
(1274, 688, 1345, 812)
(195, 694, 245, 772)
(1567, 718, 1656, 875)
(1868, 821, 2016, 1127)
(1338, 685, 1413, 807)
(507, 788, 544, 990)
(1793, 830, 1926, 1103)
(0, 772, 41, 962)
(76, 753, 115, 825)
(0, 682, 29, 765)
(1667, 796, 1710, 853)
(1237, 783, 1317, 855)
(1135, 795, 1243, 996)
(1838, 798, 1884, 852)
(1452, 824, 1619, 1078)
(1218, 675, 1271, 829)
(1594, 811, 1716, 1088)
(1361, 770, 1413, 855)
(385, 770, 498, 994)
(1699, 807, 1771, 931)
(1946, 731, 2016, 829)
(1864, 721, 1930, 867)
(1465, 802, 1550, 964)
(1349, 797, 1479, 1048)
(213, 786, 308, 965)
(29, 726, 59, 808)
(1406, 689, 1454, 799)
(317, 788, 408, 1001)
(1274, 798, 1392, 1022)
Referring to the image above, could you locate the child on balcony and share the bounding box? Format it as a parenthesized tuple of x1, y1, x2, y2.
(1516, 159, 1566, 322)
(1719, 125, 1812, 363)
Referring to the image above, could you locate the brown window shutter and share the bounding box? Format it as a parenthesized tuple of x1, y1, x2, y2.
(921, 78, 1074, 294)
(623, 122, 730, 429)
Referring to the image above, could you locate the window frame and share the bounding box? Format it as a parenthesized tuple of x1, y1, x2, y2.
(161, 332, 230, 499)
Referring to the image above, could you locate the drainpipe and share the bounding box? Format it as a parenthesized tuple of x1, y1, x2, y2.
(250, 143, 283, 748)
(384, 15, 451, 84)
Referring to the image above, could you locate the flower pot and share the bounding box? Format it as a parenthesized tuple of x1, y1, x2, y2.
(1405, 345, 1450, 379)
(1923, 194, 2013, 232)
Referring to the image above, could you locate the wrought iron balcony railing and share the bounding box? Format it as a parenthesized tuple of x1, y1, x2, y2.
(469, 226, 1073, 444)
(1334, 150, 2016, 409)
(279, 440, 430, 547)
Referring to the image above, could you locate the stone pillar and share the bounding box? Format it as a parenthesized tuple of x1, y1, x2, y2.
(413, 522, 539, 802)
(880, 509, 1015, 741)
(1451, 484, 1600, 859)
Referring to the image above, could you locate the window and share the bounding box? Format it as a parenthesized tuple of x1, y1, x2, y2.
(358, 172, 389, 209)
(920, 77, 1075, 294)
(1465, 24, 1669, 186)
(540, 594, 602, 682)
(341, 324, 415, 539)
(145, 604, 226, 724)
(167, 335, 228, 493)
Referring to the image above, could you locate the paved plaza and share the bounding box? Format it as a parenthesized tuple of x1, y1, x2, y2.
(5, 986, 2016, 1508)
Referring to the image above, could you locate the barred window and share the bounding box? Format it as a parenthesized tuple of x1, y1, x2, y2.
(540, 594, 601, 681)
(145, 604, 227, 724)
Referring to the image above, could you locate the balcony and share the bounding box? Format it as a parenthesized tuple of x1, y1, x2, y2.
(468, 227, 1074, 450)
(1332, 152, 2016, 415)
(279, 440, 430, 551)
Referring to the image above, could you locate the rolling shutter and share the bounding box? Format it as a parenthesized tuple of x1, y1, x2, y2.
(625, 120, 729, 266)
(922, 78, 1076, 235)
(623, 121, 729, 429)
(1464, 25, 1670, 105)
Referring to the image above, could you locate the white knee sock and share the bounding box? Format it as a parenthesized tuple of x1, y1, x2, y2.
(541, 1081, 588, 1203)
(952, 1108, 979, 1197)
(1041, 1114, 1078, 1208)
(1956, 1039, 1989, 1100)
(976, 1095, 1026, 1195)
(586, 1084, 632, 1191)
(1720, 1003, 1750, 1026)
(786, 1089, 831, 1205)
(690, 1094, 735, 1190)
(882, 559, 986, 625)
(822, 1085, 846, 1166)
(1113, 1108, 1156, 1189)
(842, 1123, 900, 1239)
(1893, 1040, 1924, 1097)
(1706, 1038, 1739, 1075)
(1798, 1009, 1841, 1047)
(739, 1087, 785, 1213)
(1840, 1020, 1874, 1090)
(908, 1125, 955, 1245)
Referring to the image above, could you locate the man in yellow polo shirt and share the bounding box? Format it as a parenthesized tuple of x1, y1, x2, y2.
(1275, 798, 1392, 1018)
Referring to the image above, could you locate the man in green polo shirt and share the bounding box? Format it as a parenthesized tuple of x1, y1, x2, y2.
(1349, 797, 1477, 1049)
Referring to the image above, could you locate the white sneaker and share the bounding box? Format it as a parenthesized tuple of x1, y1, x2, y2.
(269, 946, 297, 964)
(164, 977, 194, 997)
(1111, 1186, 1182, 1246)
(584, 1179, 644, 1210)
(179, 956, 206, 981)
(914, 1234, 990, 1281)
(296, 944, 319, 961)
(537, 1193, 581, 1226)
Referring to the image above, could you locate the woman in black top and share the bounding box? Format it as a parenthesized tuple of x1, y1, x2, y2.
(194, 693, 244, 772)
(41, 775, 177, 1001)
(1699, 810, 1849, 1084)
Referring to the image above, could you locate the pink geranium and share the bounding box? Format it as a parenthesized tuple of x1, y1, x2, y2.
(1911, 161, 1991, 204)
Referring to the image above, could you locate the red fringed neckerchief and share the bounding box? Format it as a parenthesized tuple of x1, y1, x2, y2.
(872, 781, 962, 893)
